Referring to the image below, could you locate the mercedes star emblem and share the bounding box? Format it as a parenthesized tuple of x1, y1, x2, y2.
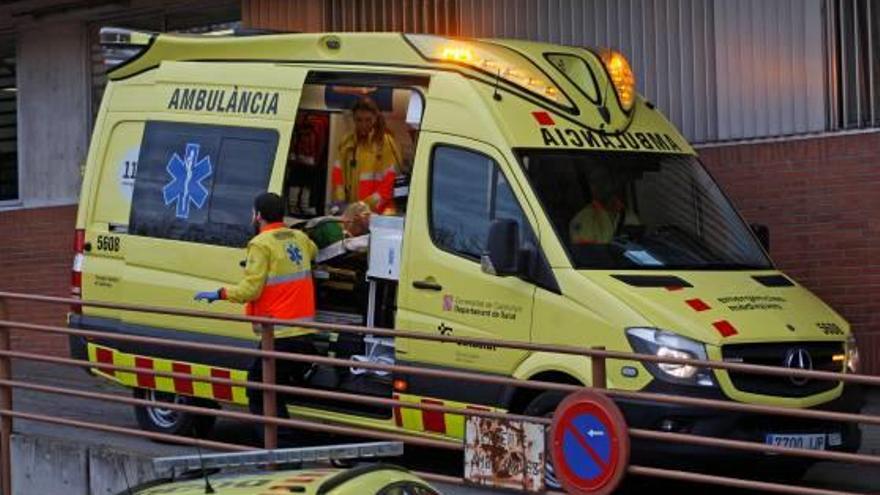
(783, 348, 813, 386)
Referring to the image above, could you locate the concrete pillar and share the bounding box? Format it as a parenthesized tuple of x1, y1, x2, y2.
(16, 20, 89, 208)
(11, 434, 88, 494)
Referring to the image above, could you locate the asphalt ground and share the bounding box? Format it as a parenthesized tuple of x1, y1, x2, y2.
(7, 360, 880, 494)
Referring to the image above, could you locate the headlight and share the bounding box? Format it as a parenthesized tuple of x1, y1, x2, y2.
(846, 334, 860, 374)
(626, 328, 716, 387)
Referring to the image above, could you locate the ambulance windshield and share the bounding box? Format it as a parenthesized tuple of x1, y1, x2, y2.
(520, 150, 772, 270)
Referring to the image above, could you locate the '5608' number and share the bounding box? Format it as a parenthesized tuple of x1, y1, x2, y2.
(96, 235, 120, 252)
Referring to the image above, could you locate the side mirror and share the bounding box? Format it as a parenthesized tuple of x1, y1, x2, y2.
(482, 219, 520, 276)
(751, 224, 770, 252)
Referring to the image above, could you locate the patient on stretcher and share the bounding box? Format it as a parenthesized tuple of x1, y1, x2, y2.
(299, 201, 371, 262)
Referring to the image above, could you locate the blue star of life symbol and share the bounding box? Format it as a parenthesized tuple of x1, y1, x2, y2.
(287, 244, 303, 265)
(163, 143, 213, 219)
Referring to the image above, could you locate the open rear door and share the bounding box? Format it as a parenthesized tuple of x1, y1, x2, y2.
(118, 66, 308, 347)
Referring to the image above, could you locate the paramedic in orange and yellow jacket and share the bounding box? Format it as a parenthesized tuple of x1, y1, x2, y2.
(331, 96, 401, 214)
(194, 192, 317, 417)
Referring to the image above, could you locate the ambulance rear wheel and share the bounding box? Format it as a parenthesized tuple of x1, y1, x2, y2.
(133, 389, 218, 438)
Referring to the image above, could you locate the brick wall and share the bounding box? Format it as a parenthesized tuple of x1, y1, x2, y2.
(699, 131, 880, 376)
(0, 205, 76, 356)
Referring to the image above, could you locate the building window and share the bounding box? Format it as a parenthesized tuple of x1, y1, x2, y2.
(0, 40, 15, 202)
(828, 0, 880, 129)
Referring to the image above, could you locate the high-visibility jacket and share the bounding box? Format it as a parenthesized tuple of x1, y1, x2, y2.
(221, 222, 318, 337)
(569, 199, 624, 245)
(331, 132, 399, 213)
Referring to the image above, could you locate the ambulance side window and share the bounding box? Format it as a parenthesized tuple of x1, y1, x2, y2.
(129, 121, 278, 248)
(429, 145, 536, 262)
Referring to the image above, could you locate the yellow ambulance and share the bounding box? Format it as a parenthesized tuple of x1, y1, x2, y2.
(132, 469, 437, 495)
(131, 468, 437, 495)
(71, 29, 862, 478)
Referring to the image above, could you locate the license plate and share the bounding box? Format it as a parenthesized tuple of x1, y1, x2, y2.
(765, 433, 827, 450)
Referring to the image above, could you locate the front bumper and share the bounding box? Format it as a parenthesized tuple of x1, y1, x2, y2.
(616, 382, 864, 466)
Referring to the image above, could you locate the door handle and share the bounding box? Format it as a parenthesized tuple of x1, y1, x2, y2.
(239, 259, 247, 268)
(412, 279, 442, 291)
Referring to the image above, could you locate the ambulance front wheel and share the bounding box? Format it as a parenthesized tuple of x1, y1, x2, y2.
(523, 391, 568, 491)
(133, 389, 218, 438)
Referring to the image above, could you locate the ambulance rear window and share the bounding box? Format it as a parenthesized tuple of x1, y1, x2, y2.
(129, 121, 278, 247)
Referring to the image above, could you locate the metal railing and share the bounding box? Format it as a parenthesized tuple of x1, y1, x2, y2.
(0, 290, 878, 495)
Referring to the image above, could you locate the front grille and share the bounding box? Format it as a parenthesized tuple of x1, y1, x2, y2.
(721, 342, 844, 398)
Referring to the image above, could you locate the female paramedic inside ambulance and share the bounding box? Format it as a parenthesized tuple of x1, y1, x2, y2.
(330, 96, 402, 214)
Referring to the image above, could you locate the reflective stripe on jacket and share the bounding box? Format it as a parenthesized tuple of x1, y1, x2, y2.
(331, 132, 399, 213)
(221, 223, 318, 335)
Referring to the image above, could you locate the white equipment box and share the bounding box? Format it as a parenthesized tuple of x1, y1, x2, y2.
(367, 215, 404, 281)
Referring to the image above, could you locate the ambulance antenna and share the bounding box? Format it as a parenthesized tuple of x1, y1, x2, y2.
(492, 69, 502, 101)
(195, 442, 216, 494)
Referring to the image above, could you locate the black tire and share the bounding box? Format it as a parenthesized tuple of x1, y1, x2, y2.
(133, 389, 218, 438)
(523, 391, 569, 491)
(522, 390, 569, 418)
(193, 400, 219, 436)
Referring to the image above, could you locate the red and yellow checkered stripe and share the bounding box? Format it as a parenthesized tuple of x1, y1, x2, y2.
(393, 393, 496, 439)
(86, 343, 249, 405)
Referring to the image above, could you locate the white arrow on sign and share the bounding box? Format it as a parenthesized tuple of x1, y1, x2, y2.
(586, 429, 605, 438)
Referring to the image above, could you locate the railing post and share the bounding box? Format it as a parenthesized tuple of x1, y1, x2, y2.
(261, 323, 277, 451)
(591, 346, 607, 389)
(0, 298, 12, 495)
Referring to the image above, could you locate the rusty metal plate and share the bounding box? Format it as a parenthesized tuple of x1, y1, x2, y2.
(464, 416, 545, 492)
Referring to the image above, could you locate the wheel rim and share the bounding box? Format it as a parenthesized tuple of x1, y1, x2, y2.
(145, 390, 184, 429)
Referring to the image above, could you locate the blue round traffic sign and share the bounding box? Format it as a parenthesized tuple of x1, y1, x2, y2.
(550, 391, 630, 495)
